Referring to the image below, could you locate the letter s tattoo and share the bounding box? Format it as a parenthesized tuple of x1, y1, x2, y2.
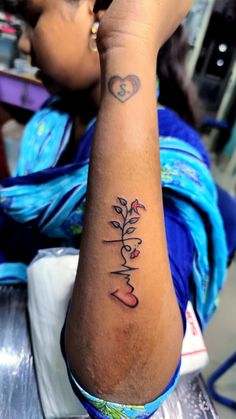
(108, 75, 141, 103)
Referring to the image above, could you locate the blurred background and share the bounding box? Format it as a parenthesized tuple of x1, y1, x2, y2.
(0, 0, 235, 418)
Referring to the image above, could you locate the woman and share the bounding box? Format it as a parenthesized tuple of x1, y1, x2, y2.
(0, 0, 234, 417)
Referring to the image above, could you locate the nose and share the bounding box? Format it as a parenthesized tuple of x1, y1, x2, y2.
(18, 28, 31, 55)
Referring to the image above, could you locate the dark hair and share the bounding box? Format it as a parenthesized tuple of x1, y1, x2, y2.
(157, 25, 201, 128)
(223, 0, 236, 22)
(94, 0, 113, 13)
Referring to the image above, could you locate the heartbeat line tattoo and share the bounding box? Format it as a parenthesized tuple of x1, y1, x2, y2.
(104, 197, 146, 308)
(108, 75, 141, 103)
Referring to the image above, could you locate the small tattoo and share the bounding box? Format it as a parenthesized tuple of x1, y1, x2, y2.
(108, 75, 141, 103)
(104, 197, 146, 308)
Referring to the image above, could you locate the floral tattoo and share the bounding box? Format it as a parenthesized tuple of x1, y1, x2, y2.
(108, 75, 141, 103)
(104, 197, 146, 308)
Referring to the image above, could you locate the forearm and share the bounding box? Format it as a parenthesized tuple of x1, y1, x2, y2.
(65, 50, 183, 403)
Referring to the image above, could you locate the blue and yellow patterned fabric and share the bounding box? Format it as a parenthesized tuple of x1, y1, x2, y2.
(0, 101, 228, 329)
(64, 358, 181, 419)
(0, 99, 229, 416)
(158, 133, 227, 327)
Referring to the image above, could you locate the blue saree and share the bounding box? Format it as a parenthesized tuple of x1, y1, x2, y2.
(0, 99, 228, 328)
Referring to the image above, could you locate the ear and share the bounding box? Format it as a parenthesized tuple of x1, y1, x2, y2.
(89, 0, 111, 23)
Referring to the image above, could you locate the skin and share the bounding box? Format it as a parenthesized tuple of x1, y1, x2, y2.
(18, 0, 193, 405)
(18, 0, 97, 87)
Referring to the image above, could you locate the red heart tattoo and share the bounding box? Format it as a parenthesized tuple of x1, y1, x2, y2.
(108, 75, 141, 103)
(111, 285, 139, 308)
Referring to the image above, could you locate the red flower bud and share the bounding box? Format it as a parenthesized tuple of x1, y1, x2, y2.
(130, 199, 146, 215)
(130, 249, 140, 259)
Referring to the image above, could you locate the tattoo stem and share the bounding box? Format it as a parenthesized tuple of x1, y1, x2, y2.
(104, 197, 146, 309)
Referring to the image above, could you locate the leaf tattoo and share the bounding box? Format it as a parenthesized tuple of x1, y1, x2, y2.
(129, 217, 140, 224)
(118, 197, 128, 206)
(110, 221, 122, 229)
(125, 227, 136, 235)
(113, 206, 123, 215)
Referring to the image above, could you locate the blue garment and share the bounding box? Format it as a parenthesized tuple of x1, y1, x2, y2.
(0, 102, 228, 328)
(216, 184, 236, 262)
(221, 117, 236, 162)
(15, 98, 73, 176)
(159, 135, 227, 326)
(0, 100, 230, 417)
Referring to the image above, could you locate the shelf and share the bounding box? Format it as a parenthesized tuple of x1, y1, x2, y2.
(0, 69, 49, 111)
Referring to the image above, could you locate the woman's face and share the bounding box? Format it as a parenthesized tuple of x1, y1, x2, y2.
(17, 0, 101, 93)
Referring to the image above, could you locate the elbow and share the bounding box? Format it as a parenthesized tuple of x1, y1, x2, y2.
(62, 303, 183, 406)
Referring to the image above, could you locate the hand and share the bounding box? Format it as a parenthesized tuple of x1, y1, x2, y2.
(97, 0, 193, 56)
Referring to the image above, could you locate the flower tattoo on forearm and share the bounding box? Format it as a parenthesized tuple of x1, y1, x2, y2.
(108, 75, 141, 103)
(104, 197, 146, 308)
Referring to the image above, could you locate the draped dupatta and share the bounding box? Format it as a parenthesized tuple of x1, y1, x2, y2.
(0, 101, 227, 327)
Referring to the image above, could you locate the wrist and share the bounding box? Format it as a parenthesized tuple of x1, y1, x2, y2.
(97, 53, 158, 135)
(99, 53, 157, 106)
(97, 30, 159, 63)
(99, 45, 157, 76)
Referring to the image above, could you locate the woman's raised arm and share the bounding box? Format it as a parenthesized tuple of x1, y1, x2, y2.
(64, 0, 192, 405)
